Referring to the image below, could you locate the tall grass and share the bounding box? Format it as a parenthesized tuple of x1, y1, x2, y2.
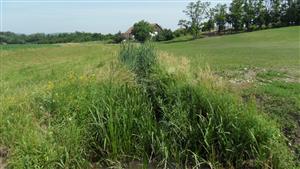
(119, 42, 157, 83)
(0, 42, 297, 168)
(118, 42, 296, 168)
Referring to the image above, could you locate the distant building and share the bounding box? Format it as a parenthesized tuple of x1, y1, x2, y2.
(122, 23, 163, 40)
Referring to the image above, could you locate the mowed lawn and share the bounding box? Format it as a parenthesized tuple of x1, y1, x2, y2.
(158, 26, 300, 72)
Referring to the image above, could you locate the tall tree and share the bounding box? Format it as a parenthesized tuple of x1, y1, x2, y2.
(243, 0, 256, 31)
(178, 19, 191, 33)
(271, 0, 281, 26)
(202, 8, 216, 32)
(132, 20, 154, 43)
(254, 0, 267, 28)
(281, 0, 300, 25)
(229, 0, 244, 31)
(291, 0, 300, 25)
(179, 0, 210, 39)
(214, 4, 228, 33)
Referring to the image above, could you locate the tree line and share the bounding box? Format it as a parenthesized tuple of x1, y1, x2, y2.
(179, 0, 300, 39)
(1, 0, 299, 44)
(0, 31, 115, 44)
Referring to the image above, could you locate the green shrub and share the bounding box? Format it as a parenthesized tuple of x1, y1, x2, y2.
(173, 28, 188, 37)
(155, 29, 174, 41)
(113, 31, 125, 43)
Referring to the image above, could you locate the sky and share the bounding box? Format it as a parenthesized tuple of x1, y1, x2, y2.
(1, 0, 231, 34)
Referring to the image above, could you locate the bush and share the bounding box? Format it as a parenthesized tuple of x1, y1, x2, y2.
(155, 29, 174, 41)
(113, 31, 125, 43)
(173, 28, 188, 37)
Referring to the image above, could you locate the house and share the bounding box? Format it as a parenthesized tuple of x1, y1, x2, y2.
(122, 23, 163, 40)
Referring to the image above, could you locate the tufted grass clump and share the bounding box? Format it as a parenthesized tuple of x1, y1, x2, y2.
(119, 42, 157, 83)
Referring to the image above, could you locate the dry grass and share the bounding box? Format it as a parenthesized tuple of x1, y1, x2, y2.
(158, 51, 228, 91)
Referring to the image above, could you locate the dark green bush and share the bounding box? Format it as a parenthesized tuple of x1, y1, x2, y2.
(173, 28, 189, 37)
(155, 29, 174, 41)
(113, 31, 125, 43)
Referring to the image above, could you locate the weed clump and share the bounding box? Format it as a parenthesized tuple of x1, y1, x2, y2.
(119, 42, 157, 83)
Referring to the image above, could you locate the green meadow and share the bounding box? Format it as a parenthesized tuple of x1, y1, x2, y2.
(159, 26, 300, 71)
(1, 27, 299, 168)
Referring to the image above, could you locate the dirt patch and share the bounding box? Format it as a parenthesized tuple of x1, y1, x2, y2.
(0, 146, 8, 169)
(281, 76, 300, 83)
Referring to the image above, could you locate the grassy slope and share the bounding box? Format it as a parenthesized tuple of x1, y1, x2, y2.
(158, 26, 300, 71)
(159, 26, 300, 163)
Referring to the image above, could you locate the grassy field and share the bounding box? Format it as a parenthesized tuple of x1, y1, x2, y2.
(0, 27, 299, 168)
(159, 26, 300, 71)
(159, 27, 300, 142)
(158, 26, 300, 165)
(0, 43, 118, 96)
